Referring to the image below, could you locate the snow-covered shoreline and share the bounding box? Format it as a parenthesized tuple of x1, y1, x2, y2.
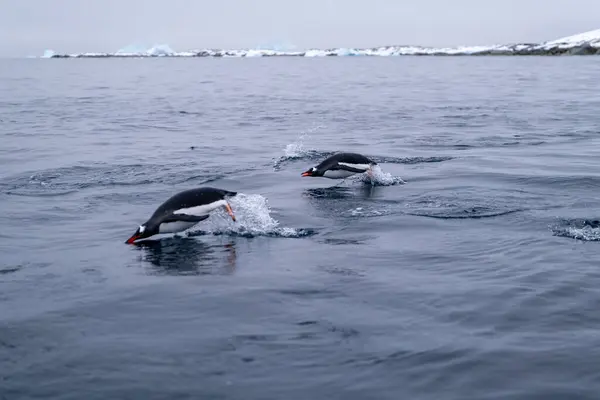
(43, 29, 600, 58)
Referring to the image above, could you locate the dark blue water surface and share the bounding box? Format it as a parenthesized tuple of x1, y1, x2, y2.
(1, 57, 600, 399)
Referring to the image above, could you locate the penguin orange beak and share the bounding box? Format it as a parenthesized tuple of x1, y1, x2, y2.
(301, 170, 312, 177)
(225, 203, 236, 222)
(125, 234, 140, 244)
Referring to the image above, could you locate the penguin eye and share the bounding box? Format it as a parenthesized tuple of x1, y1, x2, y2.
(139, 225, 146, 234)
(312, 167, 317, 172)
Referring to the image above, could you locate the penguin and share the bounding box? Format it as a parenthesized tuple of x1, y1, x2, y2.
(125, 187, 237, 244)
(301, 152, 377, 179)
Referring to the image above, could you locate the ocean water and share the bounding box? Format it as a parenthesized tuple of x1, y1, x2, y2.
(1, 57, 600, 399)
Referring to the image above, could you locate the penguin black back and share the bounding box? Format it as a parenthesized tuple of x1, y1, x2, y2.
(315, 153, 376, 170)
(150, 187, 237, 219)
(302, 152, 377, 178)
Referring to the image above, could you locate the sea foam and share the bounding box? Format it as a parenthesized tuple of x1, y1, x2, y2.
(189, 193, 314, 239)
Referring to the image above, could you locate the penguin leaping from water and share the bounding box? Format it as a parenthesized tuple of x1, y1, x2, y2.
(125, 187, 237, 244)
(301, 152, 377, 180)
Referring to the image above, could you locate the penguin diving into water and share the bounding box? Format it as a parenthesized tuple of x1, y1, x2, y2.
(301, 152, 377, 180)
(125, 187, 237, 244)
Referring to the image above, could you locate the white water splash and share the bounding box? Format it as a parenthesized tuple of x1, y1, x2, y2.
(357, 165, 405, 186)
(192, 193, 309, 238)
(284, 133, 310, 159)
(558, 226, 600, 241)
(274, 125, 330, 171)
(283, 122, 329, 157)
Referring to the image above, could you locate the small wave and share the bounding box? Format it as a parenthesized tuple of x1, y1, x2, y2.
(552, 218, 600, 241)
(511, 175, 600, 190)
(0, 262, 49, 274)
(0, 265, 22, 275)
(0, 165, 152, 196)
(404, 195, 523, 220)
(177, 110, 203, 116)
(344, 206, 387, 218)
(371, 156, 454, 164)
(321, 238, 368, 245)
(0, 164, 234, 197)
(408, 207, 521, 220)
(302, 187, 395, 219)
(188, 193, 315, 239)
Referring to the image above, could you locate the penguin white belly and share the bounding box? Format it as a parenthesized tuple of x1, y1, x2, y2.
(159, 221, 199, 234)
(338, 162, 371, 171)
(323, 169, 358, 179)
(173, 199, 227, 217)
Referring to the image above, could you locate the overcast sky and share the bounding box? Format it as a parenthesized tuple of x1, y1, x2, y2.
(1, 0, 599, 56)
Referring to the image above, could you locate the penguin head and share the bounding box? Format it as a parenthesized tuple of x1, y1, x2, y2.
(125, 223, 158, 244)
(301, 166, 322, 177)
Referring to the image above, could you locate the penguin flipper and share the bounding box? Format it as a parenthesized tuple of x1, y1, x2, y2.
(164, 214, 210, 223)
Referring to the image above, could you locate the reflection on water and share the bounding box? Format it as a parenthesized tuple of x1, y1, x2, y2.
(134, 237, 237, 276)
